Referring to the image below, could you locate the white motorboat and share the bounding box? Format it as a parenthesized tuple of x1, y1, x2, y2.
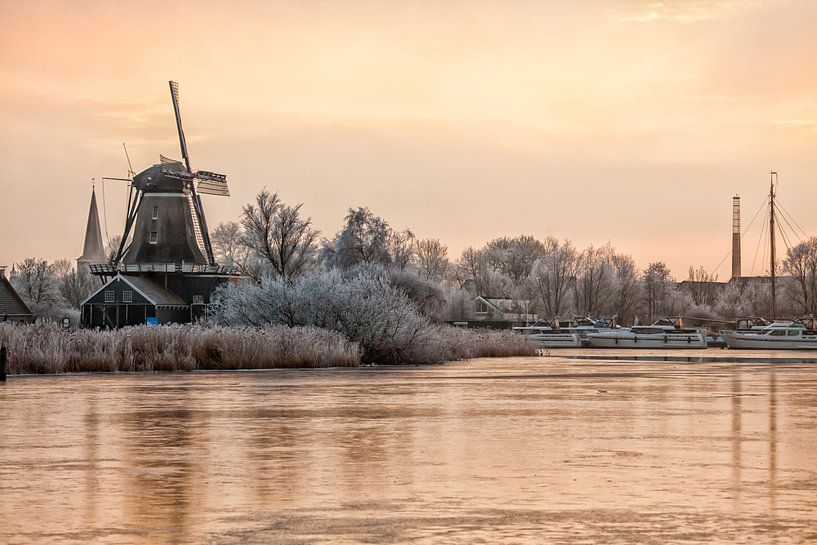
(722, 320, 817, 349)
(587, 321, 706, 349)
(513, 321, 582, 348)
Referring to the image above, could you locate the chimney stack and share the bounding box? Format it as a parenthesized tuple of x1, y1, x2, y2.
(732, 195, 741, 280)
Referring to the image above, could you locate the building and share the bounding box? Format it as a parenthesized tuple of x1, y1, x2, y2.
(81, 272, 227, 328)
(0, 266, 34, 323)
(80, 81, 242, 328)
(77, 187, 106, 271)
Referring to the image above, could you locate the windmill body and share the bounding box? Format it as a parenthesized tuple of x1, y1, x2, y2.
(121, 163, 208, 265)
(80, 82, 240, 329)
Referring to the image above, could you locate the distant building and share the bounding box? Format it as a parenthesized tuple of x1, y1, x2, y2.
(0, 266, 34, 323)
(77, 187, 107, 271)
(447, 295, 536, 329)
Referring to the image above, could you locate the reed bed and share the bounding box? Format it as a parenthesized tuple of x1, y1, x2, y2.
(0, 322, 360, 374)
(414, 325, 539, 363)
(0, 322, 533, 375)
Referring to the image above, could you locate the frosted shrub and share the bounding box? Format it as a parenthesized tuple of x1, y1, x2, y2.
(214, 268, 537, 365)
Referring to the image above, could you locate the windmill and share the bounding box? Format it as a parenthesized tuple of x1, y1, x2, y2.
(111, 81, 229, 267)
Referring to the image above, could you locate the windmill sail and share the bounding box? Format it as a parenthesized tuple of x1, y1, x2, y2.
(160, 154, 182, 165)
(195, 170, 230, 196)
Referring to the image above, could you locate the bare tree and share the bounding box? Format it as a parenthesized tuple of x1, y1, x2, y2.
(12, 258, 58, 306)
(684, 265, 720, 307)
(529, 237, 579, 317)
(414, 238, 450, 282)
(212, 221, 242, 266)
(783, 237, 817, 316)
(452, 247, 491, 294)
(105, 235, 122, 263)
(575, 244, 614, 316)
(610, 253, 641, 324)
(642, 261, 673, 322)
(240, 189, 320, 281)
(59, 267, 97, 309)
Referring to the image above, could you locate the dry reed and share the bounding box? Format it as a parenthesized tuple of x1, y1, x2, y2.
(0, 322, 360, 374)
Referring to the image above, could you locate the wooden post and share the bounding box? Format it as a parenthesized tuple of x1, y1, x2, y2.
(1, 345, 7, 382)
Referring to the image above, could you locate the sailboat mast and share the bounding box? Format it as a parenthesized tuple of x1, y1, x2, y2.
(769, 171, 777, 318)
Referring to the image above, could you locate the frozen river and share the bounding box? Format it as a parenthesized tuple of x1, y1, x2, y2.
(1, 352, 816, 544)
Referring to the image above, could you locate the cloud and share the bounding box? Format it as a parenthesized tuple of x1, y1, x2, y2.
(609, 0, 757, 23)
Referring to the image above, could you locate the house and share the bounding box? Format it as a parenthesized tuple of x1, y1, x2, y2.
(0, 266, 34, 323)
(473, 296, 536, 322)
(81, 270, 238, 328)
(447, 295, 537, 329)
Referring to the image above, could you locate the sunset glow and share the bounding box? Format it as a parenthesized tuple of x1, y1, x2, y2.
(2, 0, 816, 277)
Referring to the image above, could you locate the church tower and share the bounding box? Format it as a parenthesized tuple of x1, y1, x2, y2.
(77, 187, 106, 271)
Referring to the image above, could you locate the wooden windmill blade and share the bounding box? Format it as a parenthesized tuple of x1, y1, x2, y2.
(168, 80, 217, 265)
(195, 170, 230, 196)
(169, 81, 191, 173)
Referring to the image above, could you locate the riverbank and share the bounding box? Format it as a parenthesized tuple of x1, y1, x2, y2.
(0, 322, 536, 374)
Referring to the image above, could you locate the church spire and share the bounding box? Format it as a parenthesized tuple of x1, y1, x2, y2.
(77, 186, 106, 270)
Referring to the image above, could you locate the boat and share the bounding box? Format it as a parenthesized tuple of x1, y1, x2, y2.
(586, 319, 706, 349)
(513, 320, 581, 348)
(722, 319, 817, 349)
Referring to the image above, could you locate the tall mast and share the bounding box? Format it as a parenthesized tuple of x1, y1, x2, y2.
(769, 171, 777, 318)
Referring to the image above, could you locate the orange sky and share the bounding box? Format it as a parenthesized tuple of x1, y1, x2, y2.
(1, 0, 816, 278)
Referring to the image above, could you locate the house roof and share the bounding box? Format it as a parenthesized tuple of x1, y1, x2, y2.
(82, 274, 187, 307)
(0, 274, 33, 317)
(125, 276, 187, 306)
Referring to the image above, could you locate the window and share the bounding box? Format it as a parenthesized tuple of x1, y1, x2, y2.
(475, 299, 489, 315)
(149, 232, 158, 244)
(152, 206, 159, 220)
(123, 291, 133, 303)
(769, 329, 786, 336)
(104, 291, 115, 303)
(192, 295, 204, 305)
(787, 330, 801, 337)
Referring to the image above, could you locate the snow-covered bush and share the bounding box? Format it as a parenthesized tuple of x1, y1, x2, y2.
(213, 268, 536, 364)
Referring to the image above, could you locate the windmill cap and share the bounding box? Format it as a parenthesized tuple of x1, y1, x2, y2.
(132, 163, 189, 193)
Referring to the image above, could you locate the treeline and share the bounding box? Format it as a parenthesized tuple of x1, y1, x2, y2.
(210, 190, 817, 326)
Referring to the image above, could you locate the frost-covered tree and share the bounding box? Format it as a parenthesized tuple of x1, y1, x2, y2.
(212, 221, 264, 281)
(783, 237, 817, 316)
(529, 237, 579, 317)
(609, 253, 641, 324)
(684, 265, 720, 307)
(484, 235, 546, 286)
(12, 258, 58, 306)
(414, 238, 450, 283)
(105, 236, 122, 263)
(58, 266, 97, 309)
(451, 247, 488, 293)
(387, 268, 447, 319)
(240, 189, 320, 281)
(641, 261, 673, 322)
(575, 244, 614, 316)
(321, 207, 414, 271)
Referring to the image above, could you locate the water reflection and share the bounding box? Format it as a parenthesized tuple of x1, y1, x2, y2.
(731, 368, 742, 508)
(0, 358, 815, 544)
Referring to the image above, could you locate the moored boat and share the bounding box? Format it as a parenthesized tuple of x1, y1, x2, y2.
(513, 321, 581, 348)
(722, 319, 817, 350)
(587, 320, 706, 349)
